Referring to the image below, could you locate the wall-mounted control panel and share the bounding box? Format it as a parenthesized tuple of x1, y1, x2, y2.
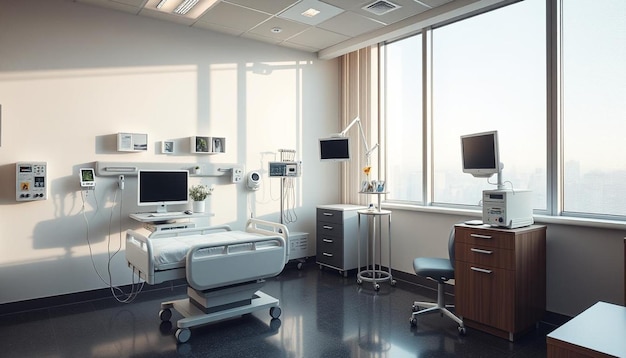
(16, 162, 48, 201)
(269, 161, 302, 177)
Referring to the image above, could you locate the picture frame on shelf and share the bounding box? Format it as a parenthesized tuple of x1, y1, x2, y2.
(191, 136, 210, 153)
(161, 141, 174, 154)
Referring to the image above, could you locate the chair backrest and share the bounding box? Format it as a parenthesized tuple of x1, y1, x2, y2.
(447, 228, 455, 268)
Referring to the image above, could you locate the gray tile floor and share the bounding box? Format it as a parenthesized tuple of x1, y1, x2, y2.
(0, 263, 555, 357)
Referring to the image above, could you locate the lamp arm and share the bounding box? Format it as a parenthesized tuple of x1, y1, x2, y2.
(340, 116, 379, 164)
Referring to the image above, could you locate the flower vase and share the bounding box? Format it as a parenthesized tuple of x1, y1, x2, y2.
(193, 200, 205, 213)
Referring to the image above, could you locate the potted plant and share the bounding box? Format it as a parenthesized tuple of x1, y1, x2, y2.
(189, 184, 213, 212)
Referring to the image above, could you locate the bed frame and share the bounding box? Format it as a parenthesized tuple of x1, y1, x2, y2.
(125, 218, 289, 343)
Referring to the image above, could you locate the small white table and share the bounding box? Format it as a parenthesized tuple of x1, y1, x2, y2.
(547, 301, 626, 357)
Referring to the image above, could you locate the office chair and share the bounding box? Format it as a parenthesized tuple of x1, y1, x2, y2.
(409, 228, 466, 335)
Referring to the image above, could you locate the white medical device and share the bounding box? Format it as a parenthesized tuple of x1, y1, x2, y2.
(482, 189, 534, 228)
(247, 171, 260, 190)
(16, 162, 48, 201)
(79, 168, 96, 188)
(268, 161, 302, 177)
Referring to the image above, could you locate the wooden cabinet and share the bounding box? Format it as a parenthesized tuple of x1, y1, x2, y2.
(316, 205, 365, 277)
(454, 224, 546, 341)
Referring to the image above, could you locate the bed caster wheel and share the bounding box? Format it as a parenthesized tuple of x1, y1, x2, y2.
(458, 326, 466, 335)
(374, 283, 380, 291)
(159, 309, 172, 322)
(270, 306, 282, 319)
(391, 279, 397, 286)
(176, 328, 191, 344)
(410, 317, 417, 327)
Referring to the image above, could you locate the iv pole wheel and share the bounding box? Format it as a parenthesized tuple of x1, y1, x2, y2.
(159, 308, 172, 322)
(175, 328, 191, 344)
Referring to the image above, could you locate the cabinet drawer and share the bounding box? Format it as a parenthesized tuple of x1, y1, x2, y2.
(316, 236, 343, 268)
(455, 227, 514, 250)
(455, 261, 514, 332)
(316, 208, 343, 224)
(317, 221, 343, 236)
(456, 242, 514, 270)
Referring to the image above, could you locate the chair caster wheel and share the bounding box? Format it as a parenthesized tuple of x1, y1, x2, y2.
(410, 317, 417, 327)
(458, 326, 466, 335)
(374, 284, 380, 291)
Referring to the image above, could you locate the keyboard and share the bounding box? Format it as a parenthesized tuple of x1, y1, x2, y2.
(148, 212, 184, 217)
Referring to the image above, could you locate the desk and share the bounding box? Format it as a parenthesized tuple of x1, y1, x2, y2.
(130, 212, 211, 234)
(357, 209, 396, 291)
(547, 301, 626, 357)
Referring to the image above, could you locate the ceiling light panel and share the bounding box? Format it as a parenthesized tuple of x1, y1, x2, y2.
(278, 0, 344, 26)
(144, 0, 220, 19)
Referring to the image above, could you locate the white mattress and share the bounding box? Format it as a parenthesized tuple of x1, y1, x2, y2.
(151, 231, 263, 271)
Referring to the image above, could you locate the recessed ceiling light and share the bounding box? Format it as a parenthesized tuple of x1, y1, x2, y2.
(301, 8, 320, 18)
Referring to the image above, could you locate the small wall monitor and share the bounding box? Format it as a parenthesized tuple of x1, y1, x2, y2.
(319, 137, 350, 162)
(461, 130, 500, 178)
(137, 170, 189, 213)
(79, 168, 95, 188)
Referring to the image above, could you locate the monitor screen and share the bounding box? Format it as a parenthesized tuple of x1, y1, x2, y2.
(137, 170, 189, 213)
(319, 137, 350, 162)
(461, 131, 500, 178)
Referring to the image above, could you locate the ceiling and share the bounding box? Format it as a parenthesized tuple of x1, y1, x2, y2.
(74, 0, 455, 56)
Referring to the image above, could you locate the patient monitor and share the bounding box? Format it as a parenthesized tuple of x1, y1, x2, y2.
(79, 168, 96, 188)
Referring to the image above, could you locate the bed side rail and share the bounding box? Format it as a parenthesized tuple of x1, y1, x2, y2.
(186, 236, 286, 291)
(125, 229, 154, 283)
(148, 224, 232, 239)
(245, 218, 289, 241)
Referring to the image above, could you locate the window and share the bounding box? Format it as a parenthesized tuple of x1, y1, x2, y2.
(561, 0, 626, 217)
(431, 0, 546, 208)
(384, 34, 423, 203)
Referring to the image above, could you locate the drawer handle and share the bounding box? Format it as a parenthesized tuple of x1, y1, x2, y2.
(470, 233, 492, 240)
(470, 248, 493, 255)
(323, 212, 334, 216)
(323, 239, 333, 243)
(470, 267, 492, 274)
(323, 225, 334, 230)
(323, 253, 333, 257)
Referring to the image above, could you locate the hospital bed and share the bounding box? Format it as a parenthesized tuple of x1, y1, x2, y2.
(125, 218, 289, 343)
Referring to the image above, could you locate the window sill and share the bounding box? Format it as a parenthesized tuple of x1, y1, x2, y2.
(382, 202, 626, 231)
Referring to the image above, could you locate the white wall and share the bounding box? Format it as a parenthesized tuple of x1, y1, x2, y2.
(0, 0, 341, 304)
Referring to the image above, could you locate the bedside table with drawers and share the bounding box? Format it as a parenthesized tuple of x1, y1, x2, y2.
(454, 223, 547, 341)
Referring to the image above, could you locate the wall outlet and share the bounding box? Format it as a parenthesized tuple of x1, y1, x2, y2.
(232, 168, 243, 183)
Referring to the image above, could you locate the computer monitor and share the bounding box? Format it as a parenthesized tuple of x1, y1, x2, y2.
(137, 170, 189, 213)
(319, 137, 350, 162)
(461, 130, 500, 178)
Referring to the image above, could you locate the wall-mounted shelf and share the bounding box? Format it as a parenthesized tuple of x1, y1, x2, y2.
(117, 132, 148, 152)
(190, 136, 225, 154)
(95, 161, 242, 177)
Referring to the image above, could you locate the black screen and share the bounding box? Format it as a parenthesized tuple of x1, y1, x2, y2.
(462, 134, 497, 169)
(320, 137, 350, 161)
(138, 170, 188, 204)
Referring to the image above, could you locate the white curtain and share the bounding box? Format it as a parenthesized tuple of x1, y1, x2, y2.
(340, 46, 380, 205)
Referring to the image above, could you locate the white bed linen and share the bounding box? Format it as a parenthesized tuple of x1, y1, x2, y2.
(151, 231, 264, 270)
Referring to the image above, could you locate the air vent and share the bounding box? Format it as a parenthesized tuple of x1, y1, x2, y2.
(362, 0, 401, 16)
